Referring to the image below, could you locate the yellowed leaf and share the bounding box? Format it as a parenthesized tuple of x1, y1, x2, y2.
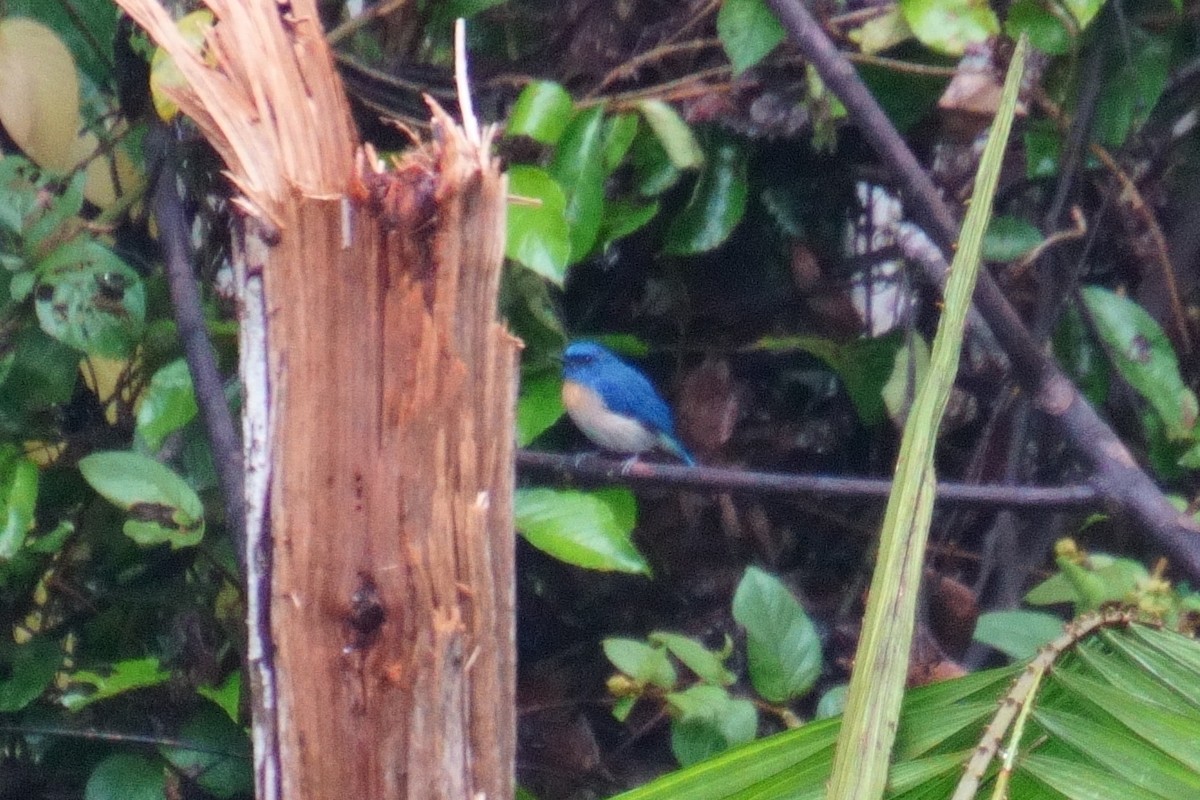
(0, 18, 81, 172)
(150, 9, 215, 122)
(72, 131, 144, 210)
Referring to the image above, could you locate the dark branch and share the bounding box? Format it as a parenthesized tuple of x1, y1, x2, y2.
(764, 0, 1200, 580)
(517, 451, 1099, 510)
(149, 126, 246, 576)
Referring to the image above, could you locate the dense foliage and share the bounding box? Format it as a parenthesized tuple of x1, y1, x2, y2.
(0, 0, 1199, 798)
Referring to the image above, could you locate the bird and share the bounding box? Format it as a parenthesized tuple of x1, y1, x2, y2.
(560, 341, 695, 466)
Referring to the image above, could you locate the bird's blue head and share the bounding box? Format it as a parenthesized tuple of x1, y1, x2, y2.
(562, 341, 621, 382)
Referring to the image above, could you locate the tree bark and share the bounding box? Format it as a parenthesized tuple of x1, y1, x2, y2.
(115, 2, 518, 798)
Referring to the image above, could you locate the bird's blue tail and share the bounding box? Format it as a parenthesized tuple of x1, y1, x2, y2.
(659, 433, 696, 466)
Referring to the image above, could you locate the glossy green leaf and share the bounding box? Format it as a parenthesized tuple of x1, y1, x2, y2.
(667, 685, 758, 765)
(198, 671, 242, 723)
(1025, 553, 1145, 607)
(649, 632, 736, 686)
(0, 636, 61, 711)
(1062, 0, 1108, 28)
(1081, 285, 1197, 440)
(663, 134, 748, 255)
(1092, 30, 1170, 150)
(34, 240, 145, 357)
(732, 566, 821, 703)
(1054, 304, 1110, 410)
(506, 165, 570, 284)
(756, 333, 903, 426)
(983, 215, 1043, 262)
(22, 171, 86, 257)
(0, 444, 37, 558)
(516, 370, 565, 447)
(61, 656, 171, 711)
(514, 487, 649, 574)
(598, 199, 659, 251)
(637, 100, 704, 171)
(1005, 0, 1072, 55)
(603, 112, 640, 173)
(973, 610, 1064, 659)
(1025, 118, 1062, 179)
(604, 637, 677, 689)
(816, 684, 848, 719)
(0, 326, 78, 422)
(85, 753, 165, 800)
(507, 80, 574, 144)
(716, 0, 786, 74)
(78, 451, 205, 548)
(900, 0, 1000, 56)
(550, 106, 607, 263)
(160, 701, 253, 798)
(629, 124, 683, 196)
(135, 359, 199, 452)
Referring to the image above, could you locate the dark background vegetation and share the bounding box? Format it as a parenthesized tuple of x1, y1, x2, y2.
(1, 0, 1199, 798)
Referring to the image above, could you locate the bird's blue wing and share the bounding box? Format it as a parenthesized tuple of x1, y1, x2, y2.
(588, 365, 678, 437)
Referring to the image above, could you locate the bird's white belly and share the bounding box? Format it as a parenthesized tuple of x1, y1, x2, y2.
(563, 381, 657, 454)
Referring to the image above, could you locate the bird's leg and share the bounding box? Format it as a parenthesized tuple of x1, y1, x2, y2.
(619, 454, 641, 476)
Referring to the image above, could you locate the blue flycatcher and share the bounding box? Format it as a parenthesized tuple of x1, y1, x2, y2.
(561, 341, 695, 466)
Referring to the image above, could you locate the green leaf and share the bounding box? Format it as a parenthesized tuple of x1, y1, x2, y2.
(85, 753, 165, 800)
(636, 100, 704, 171)
(667, 685, 759, 765)
(1091, 29, 1170, 150)
(598, 199, 659, 251)
(983, 215, 1043, 262)
(629, 124, 683, 197)
(160, 701, 253, 798)
(0, 636, 62, 711)
(506, 81, 574, 144)
(1024, 118, 1062, 179)
(603, 112, 640, 174)
(78, 451, 205, 548)
(716, 0, 786, 74)
(61, 656, 171, 711)
(506, 165, 570, 284)
(816, 684, 848, 719)
(0, 326, 80, 419)
(649, 631, 736, 686)
(756, 333, 903, 427)
(34, 240, 145, 357)
(517, 370, 565, 447)
(1005, 0, 1072, 55)
(135, 359, 199, 452)
(604, 637, 677, 689)
(0, 444, 38, 558)
(549, 107, 607, 263)
(1081, 286, 1197, 440)
(22, 171, 86, 256)
(900, 0, 1000, 56)
(198, 671, 242, 723)
(973, 610, 1063, 659)
(663, 133, 748, 255)
(514, 487, 649, 574)
(732, 566, 821, 703)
